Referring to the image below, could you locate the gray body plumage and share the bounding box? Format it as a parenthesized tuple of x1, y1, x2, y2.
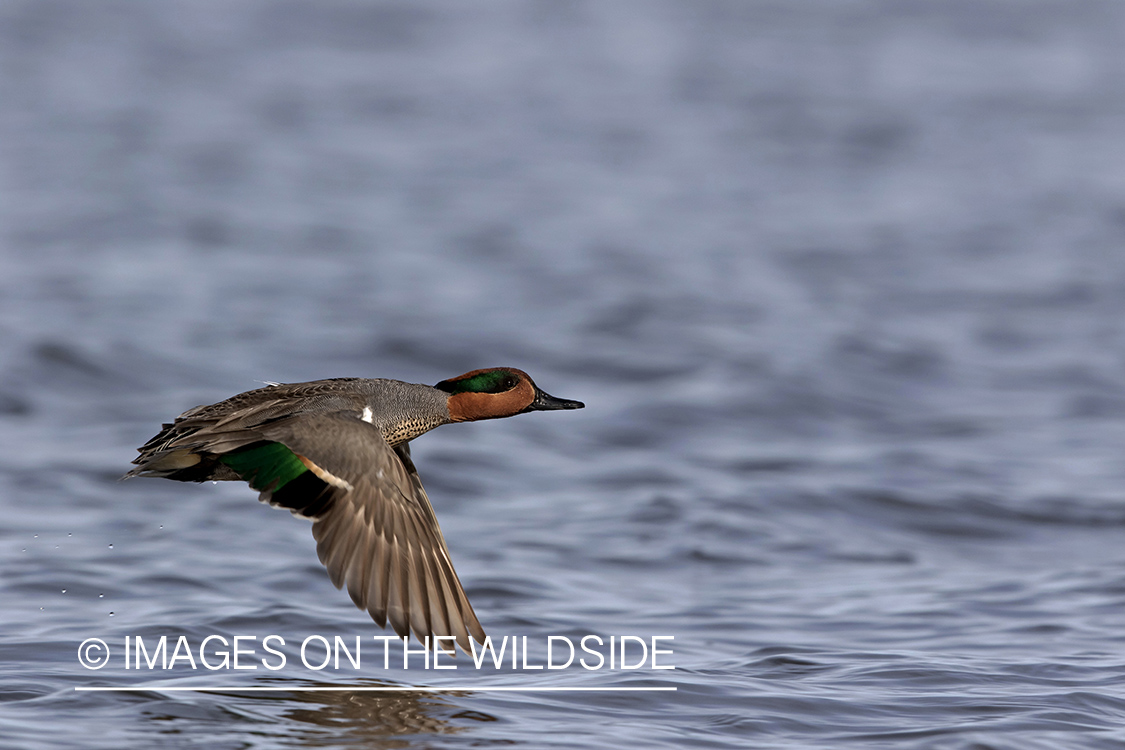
(136, 378, 452, 459)
(125, 377, 484, 652)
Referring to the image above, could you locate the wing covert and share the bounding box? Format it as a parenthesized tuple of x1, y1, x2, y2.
(257, 413, 486, 653)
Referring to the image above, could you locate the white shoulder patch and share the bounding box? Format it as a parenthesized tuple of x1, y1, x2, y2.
(361, 406, 374, 424)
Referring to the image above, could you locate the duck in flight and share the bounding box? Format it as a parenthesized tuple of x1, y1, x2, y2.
(124, 368, 584, 654)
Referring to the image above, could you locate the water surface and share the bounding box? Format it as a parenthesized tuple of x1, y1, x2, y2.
(3, 1, 1125, 747)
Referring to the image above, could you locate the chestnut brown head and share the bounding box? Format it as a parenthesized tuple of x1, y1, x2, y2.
(435, 368, 584, 422)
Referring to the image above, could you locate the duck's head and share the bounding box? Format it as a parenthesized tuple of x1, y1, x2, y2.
(435, 368, 585, 422)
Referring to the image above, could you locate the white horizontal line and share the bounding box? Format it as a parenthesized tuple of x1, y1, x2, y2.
(75, 685, 675, 693)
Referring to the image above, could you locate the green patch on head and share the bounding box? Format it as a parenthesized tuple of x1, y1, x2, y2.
(435, 369, 520, 395)
(220, 442, 307, 492)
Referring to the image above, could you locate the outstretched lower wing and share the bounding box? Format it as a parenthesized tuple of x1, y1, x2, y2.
(250, 413, 486, 654)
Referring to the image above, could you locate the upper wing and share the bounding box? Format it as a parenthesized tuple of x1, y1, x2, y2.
(126, 388, 367, 479)
(257, 412, 486, 654)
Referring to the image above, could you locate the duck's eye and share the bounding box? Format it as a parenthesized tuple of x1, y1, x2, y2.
(438, 370, 523, 394)
(483, 374, 519, 393)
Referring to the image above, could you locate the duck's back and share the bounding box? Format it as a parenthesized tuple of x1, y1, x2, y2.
(127, 377, 452, 482)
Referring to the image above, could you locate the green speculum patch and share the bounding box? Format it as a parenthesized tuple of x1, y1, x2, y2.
(220, 442, 307, 492)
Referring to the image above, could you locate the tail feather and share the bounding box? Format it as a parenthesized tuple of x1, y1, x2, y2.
(123, 449, 243, 482)
(123, 448, 201, 477)
(127, 401, 308, 483)
(126, 422, 263, 483)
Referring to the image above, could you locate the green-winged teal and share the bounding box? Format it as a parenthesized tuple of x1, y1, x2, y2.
(124, 368, 584, 653)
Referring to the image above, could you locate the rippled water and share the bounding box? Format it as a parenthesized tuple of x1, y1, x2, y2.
(4, 1, 1125, 747)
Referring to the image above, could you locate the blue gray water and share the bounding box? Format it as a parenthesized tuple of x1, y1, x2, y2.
(4, 1, 1125, 747)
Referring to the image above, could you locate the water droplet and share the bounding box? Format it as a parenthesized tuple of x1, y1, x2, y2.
(108, 544, 114, 549)
(99, 594, 104, 598)
(33, 534, 38, 539)
(61, 589, 66, 594)
(21, 548, 25, 552)
(68, 533, 73, 537)
(159, 525, 163, 530)
(108, 612, 114, 617)
(55, 545, 59, 549)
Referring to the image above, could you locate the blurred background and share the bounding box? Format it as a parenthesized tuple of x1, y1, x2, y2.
(4, 2, 1125, 748)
